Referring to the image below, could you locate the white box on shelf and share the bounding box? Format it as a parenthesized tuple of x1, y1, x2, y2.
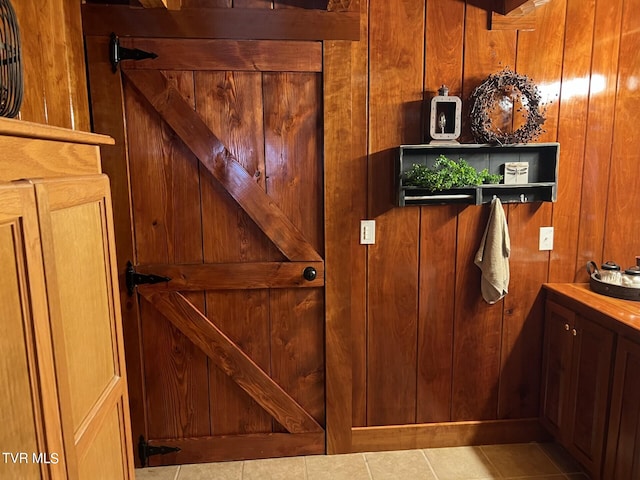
(504, 162, 529, 184)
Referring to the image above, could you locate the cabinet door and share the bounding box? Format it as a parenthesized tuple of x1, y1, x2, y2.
(0, 183, 65, 480)
(540, 300, 575, 437)
(34, 176, 134, 480)
(565, 315, 614, 478)
(604, 337, 640, 480)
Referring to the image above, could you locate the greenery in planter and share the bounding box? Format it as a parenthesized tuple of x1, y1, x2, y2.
(404, 154, 503, 192)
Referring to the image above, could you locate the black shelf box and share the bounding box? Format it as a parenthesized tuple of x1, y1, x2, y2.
(397, 142, 559, 206)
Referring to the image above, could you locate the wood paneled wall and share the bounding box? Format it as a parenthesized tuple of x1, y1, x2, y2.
(13, 1, 89, 130)
(76, 0, 640, 455)
(345, 0, 640, 444)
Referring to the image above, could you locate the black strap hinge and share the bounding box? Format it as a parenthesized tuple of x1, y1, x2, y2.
(110, 33, 158, 73)
(126, 261, 171, 296)
(138, 436, 181, 467)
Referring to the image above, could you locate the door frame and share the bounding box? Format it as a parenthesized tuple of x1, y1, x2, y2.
(84, 30, 358, 457)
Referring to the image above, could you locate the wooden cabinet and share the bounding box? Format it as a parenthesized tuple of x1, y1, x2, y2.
(541, 300, 615, 479)
(603, 337, 640, 479)
(540, 301, 574, 437)
(0, 119, 134, 479)
(0, 183, 62, 480)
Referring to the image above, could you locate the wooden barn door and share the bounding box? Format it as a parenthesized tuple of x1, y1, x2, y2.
(85, 38, 325, 466)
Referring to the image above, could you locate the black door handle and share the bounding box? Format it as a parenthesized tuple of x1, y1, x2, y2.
(303, 266, 317, 281)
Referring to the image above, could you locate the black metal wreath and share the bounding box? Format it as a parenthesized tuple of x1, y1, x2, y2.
(470, 68, 546, 144)
(0, 0, 22, 118)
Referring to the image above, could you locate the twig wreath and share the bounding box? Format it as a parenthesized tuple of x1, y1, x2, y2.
(470, 68, 546, 144)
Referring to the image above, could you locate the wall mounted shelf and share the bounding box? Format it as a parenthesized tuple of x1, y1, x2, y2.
(397, 142, 559, 206)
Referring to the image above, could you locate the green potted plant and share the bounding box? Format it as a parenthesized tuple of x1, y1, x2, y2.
(404, 154, 502, 192)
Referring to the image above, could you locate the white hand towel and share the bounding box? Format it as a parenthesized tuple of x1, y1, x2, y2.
(474, 197, 510, 304)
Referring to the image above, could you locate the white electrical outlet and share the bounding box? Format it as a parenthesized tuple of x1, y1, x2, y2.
(360, 220, 376, 245)
(539, 226, 554, 251)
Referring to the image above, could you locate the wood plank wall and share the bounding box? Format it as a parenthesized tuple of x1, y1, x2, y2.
(72, 0, 640, 454)
(351, 0, 640, 441)
(13, 1, 89, 130)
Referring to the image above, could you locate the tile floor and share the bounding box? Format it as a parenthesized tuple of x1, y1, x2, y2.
(135, 442, 590, 480)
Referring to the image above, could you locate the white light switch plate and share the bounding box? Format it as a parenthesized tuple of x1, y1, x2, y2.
(539, 226, 554, 251)
(360, 220, 376, 245)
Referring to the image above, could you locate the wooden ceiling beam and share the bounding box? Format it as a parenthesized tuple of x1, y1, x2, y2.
(82, 4, 359, 41)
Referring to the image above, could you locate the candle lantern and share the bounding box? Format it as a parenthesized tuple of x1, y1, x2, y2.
(429, 85, 462, 143)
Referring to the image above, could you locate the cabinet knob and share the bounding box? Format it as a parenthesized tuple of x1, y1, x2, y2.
(564, 323, 570, 331)
(571, 328, 577, 336)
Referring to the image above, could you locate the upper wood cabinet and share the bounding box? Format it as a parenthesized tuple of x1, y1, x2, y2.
(541, 299, 615, 480)
(0, 118, 134, 479)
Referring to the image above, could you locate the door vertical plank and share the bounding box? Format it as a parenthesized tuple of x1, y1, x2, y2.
(576, 0, 623, 271)
(264, 72, 325, 430)
(499, 0, 565, 419)
(452, 3, 515, 421)
(195, 70, 274, 435)
(366, 0, 423, 426)
(417, 0, 465, 424)
(549, 0, 595, 283)
(125, 70, 211, 439)
(603, 0, 640, 265)
(263, 72, 324, 255)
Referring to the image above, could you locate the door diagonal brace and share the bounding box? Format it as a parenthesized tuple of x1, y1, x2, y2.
(123, 69, 322, 263)
(142, 290, 323, 434)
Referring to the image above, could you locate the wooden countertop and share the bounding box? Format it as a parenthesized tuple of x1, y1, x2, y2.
(0, 118, 115, 182)
(544, 283, 640, 340)
(0, 117, 114, 145)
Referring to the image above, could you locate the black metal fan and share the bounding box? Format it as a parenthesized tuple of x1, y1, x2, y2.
(0, 0, 22, 118)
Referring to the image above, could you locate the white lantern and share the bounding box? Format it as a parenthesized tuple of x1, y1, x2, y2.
(429, 85, 462, 144)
